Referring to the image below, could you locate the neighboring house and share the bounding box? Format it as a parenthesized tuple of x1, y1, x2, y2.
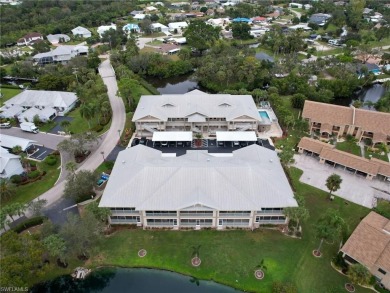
(4, 90, 78, 116)
(289, 3, 302, 9)
(297, 137, 390, 181)
(46, 34, 70, 45)
(0, 134, 36, 152)
(144, 6, 158, 12)
(252, 16, 267, 24)
(123, 23, 141, 34)
(71, 26, 92, 38)
(17, 32, 43, 46)
(99, 144, 298, 228)
(133, 14, 146, 20)
(168, 21, 188, 32)
(302, 100, 390, 146)
(158, 44, 181, 55)
(0, 147, 24, 179)
(130, 10, 143, 16)
(97, 24, 116, 38)
(207, 17, 230, 28)
(132, 89, 265, 137)
(340, 212, 390, 290)
(150, 23, 169, 34)
(308, 13, 331, 26)
(206, 9, 215, 16)
(356, 63, 380, 75)
(32, 45, 88, 65)
(18, 107, 56, 123)
(0, 105, 24, 119)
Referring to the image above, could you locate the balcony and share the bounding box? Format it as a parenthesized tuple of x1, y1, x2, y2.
(145, 213, 177, 217)
(111, 210, 140, 214)
(219, 212, 251, 217)
(180, 212, 213, 217)
(257, 220, 286, 224)
(257, 209, 283, 214)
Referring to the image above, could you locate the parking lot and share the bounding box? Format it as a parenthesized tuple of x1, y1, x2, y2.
(28, 145, 54, 161)
(130, 138, 275, 156)
(294, 154, 390, 208)
(48, 116, 73, 134)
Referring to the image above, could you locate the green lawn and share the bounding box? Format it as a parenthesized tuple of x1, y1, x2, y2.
(27, 166, 373, 293)
(146, 39, 163, 46)
(2, 158, 61, 208)
(336, 141, 362, 156)
(364, 147, 389, 162)
(66, 107, 111, 135)
(0, 87, 22, 106)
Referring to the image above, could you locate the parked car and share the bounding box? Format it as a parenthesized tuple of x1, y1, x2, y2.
(177, 141, 183, 147)
(233, 141, 239, 147)
(218, 141, 224, 147)
(131, 138, 139, 147)
(161, 141, 168, 147)
(0, 122, 11, 129)
(139, 137, 147, 145)
(154, 141, 161, 147)
(169, 141, 176, 147)
(185, 141, 191, 147)
(240, 141, 247, 147)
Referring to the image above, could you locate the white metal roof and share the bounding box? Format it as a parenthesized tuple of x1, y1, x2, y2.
(99, 144, 298, 210)
(5, 90, 78, 109)
(0, 134, 36, 151)
(0, 105, 24, 118)
(152, 131, 192, 141)
(216, 131, 257, 141)
(71, 26, 91, 35)
(132, 89, 262, 123)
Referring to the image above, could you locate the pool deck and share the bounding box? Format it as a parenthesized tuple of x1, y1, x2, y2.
(258, 107, 283, 138)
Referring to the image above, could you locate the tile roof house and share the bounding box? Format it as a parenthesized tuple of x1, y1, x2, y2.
(297, 137, 390, 181)
(32, 45, 88, 65)
(0, 147, 24, 179)
(4, 90, 78, 117)
(71, 26, 92, 38)
(132, 90, 265, 136)
(99, 144, 298, 228)
(17, 32, 43, 46)
(302, 100, 390, 146)
(340, 212, 390, 290)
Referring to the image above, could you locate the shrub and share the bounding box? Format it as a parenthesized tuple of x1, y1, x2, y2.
(333, 252, 348, 271)
(12, 216, 47, 233)
(29, 161, 37, 167)
(45, 155, 57, 166)
(91, 124, 103, 132)
(10, 174, 22, 184)
(104, 160, 114, 170)
(28, 170, 41, 179)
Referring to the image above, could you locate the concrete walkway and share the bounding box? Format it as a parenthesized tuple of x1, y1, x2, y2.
(22, 59, 125, 213)
(293, 154, 390, 208)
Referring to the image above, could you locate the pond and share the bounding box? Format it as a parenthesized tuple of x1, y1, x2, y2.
(356, 84, 387, 109)
(30, 267, 241, 293)
(147, 74, 203, 95)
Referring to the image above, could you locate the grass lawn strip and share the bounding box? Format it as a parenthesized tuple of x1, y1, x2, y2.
(28, 166, 371, 293)
(1, 158, 61, 208)
(0, 87, 22, 106)
(336, 141, 362, 157)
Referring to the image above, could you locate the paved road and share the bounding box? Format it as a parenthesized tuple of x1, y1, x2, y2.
(28, 59, 125, 208)
(1, 127, 66, 149)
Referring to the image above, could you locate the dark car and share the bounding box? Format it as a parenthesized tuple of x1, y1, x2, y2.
(218, 141, 224, 147)
(177, 141, 184, 147)
(185, 141, 191, 147)
(131, 138, 140, 147)
(169, 141, 176, 147)
(240, 141, 247, 147)
(154, 141, 161, 147)
(139, 137, 147, 145)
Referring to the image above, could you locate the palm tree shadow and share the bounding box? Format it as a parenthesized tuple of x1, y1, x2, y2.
(190, 276, 200, 287)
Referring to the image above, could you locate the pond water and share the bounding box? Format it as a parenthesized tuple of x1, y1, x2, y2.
(30, 267, 241, 293)
(356, 84, 387, 109)
(147, 74, 203, 94)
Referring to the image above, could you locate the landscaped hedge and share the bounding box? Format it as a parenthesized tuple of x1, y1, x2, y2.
(44, 155, 57, 166)
(136, 77, 160, 95)
(12, 216, 48, 233)
(75, 192, 96, 204)
(0, 84, 20, 89)
(10, 174, 22, 184)
(27, 170, 40, 179)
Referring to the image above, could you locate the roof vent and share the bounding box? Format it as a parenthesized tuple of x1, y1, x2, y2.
(207, 158, 210, 162)
(269, 159, 273, 163)
(122, 160, 126, 164)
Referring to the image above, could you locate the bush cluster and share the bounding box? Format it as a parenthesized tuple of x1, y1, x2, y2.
(45, 155, 57, 166)
(12, 216, 47, 233)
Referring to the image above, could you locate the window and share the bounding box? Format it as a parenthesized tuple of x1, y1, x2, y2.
(219, 211, 251, 216)
(255, 216, 286, 223)
(110, 216, 140, 223)
(146, 211, 177, 216)
(378, 268, 387, 275)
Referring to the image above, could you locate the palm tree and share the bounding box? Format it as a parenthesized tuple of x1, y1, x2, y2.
(189, 276, 200, 286)
(192, 245, 201, 259)
(347, 264, 372, 286)
(19, 152, 30, 172)
(100, 101, 111, 123)
(80, 103, 95, 129)
(255, 259, 267, 279)
(314, 209, 345, 256)
(60, 120, 71, 134)
(11, 145, 23, 155)
(326, 174, 342, 200)
(0, 179, 16, 201)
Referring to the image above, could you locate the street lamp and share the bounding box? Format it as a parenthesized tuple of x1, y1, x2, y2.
(118, 129, 121, 139)
(100, 151, 105, 161)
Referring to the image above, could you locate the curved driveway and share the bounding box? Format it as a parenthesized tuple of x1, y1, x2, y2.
(33, 59, 126, 207)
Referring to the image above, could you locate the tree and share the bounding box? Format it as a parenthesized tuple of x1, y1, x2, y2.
(60, 120, 71, 133)
(65, 161, 77, 174)
(139, 17, 153, 35)
(11, 145, 22, 154)
(28, 198, 48, 217)
(183, 20, 220, 54)
(314, 209, 345, 255)
(87, 52, 101, 69)
(292, 17, 300, 24)
(326, 174, 342, 200)
(0, 179, 16, 201)
(80, 103, 95, 128)
(85, 201, 111, 223)
(346, 0, 365, 30)
(57, 131, 99, 158)
(33, 114, 41, 126)
(291, 93, 306, 109)
(0, 209, 10, 232)
(232, 23, 252, 40)
(348, 264, 371, 285)
(278, 149, 295, 165)
(63, 170, 98, 201)
(43, 234, 67, 265)
(256, 259, 267, 273)
(284, 205, 309, 231)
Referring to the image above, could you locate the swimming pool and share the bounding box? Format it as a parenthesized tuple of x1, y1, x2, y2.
(259, 110, 270, 120)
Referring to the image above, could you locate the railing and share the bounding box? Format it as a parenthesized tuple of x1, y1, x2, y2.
(147, 222, 175, 226)
(111, 210, 140, 214)
(223, 223, 250, 227)
(180, 222, 213, 227)
(257, 220, 286, 224)
(111, 219, 139, 223)
(180, 213, 213, 217)
(145, 213, 177, 217)
(257, 210, 283, 214)
(219, 213, 251, 217)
